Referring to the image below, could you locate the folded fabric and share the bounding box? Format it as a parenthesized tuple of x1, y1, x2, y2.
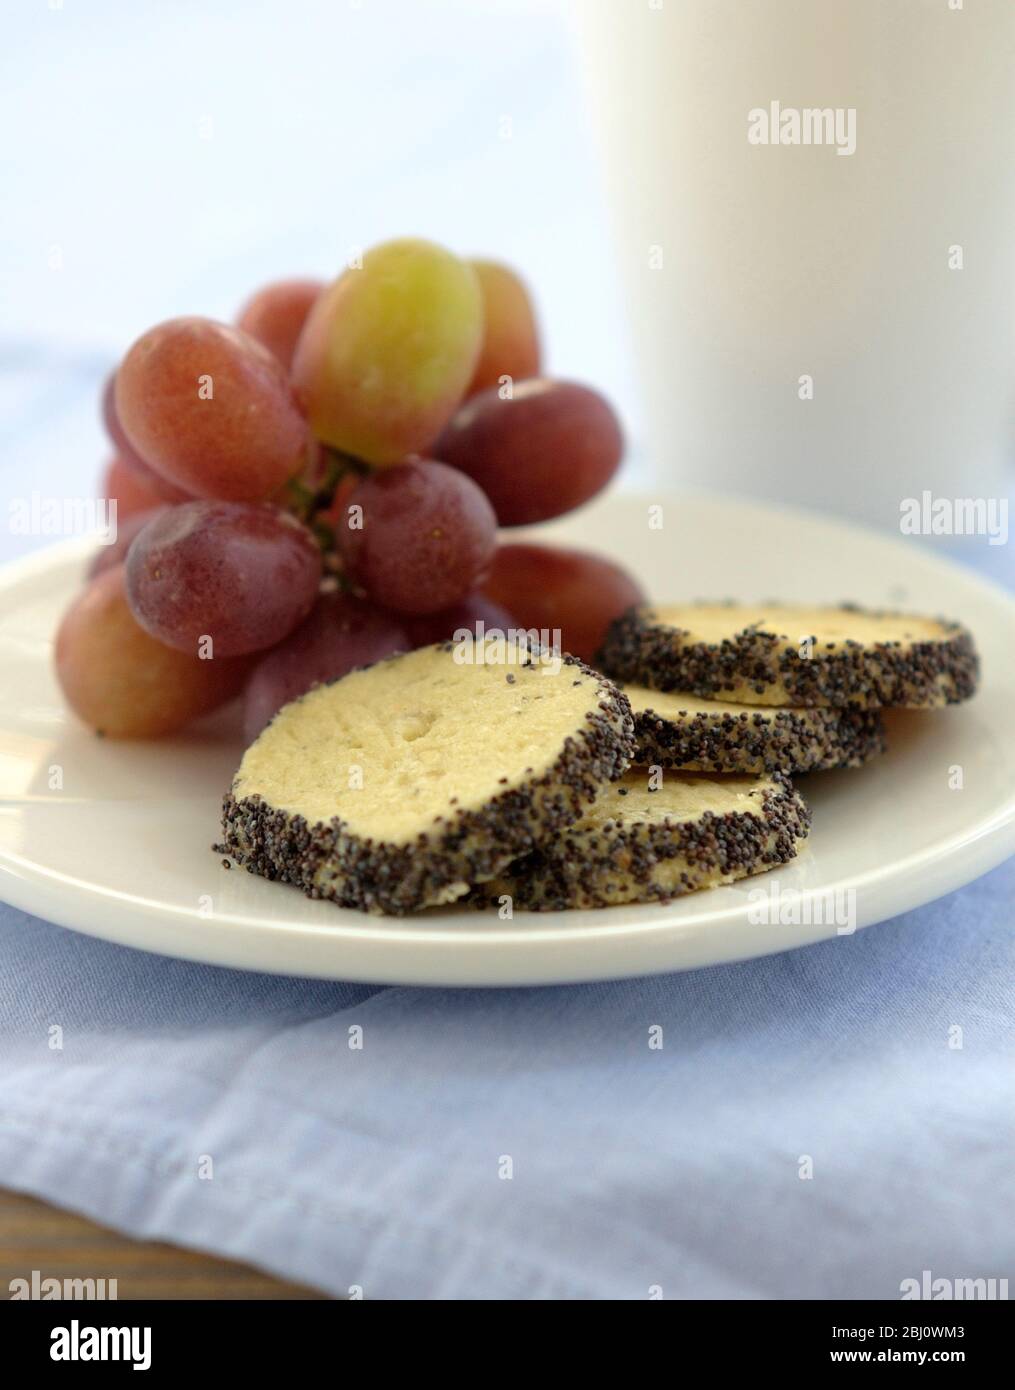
(1, 857, 1012, 1299)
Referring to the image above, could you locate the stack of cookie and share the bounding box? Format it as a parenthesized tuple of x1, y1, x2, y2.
(220, 605, 978, 915)
(482, 603, 980, 911)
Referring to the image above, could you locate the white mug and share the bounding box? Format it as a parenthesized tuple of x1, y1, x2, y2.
(573, 0, 1014, 531)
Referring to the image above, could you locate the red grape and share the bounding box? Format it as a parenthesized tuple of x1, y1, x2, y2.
(125, 501, 322, 657)
(56, 565, 249, 738)
(402, 593, 515, 648)
(237, 278, 324, 371)
(101, 373, 192, 503)
(120, 453, 192, 506)
(482, 542, 645, 663)
(101, 457, 167, 520)
(102, 369, 137, 457)
(336, 459, 496, 615)
(434, 379, 623, 526)
(243, 592, 408, 744)
(466, 260, 540, 397)
(88, 506, 165, 579)
(115, 317, 310, 502)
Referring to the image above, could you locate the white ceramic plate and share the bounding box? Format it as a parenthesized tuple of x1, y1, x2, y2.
(1, 493, 1013, 986)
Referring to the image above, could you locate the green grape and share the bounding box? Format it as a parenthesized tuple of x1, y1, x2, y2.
(291, 239, 483, 465)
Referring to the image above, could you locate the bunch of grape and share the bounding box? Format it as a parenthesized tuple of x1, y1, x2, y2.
(59, 238, 644, 740)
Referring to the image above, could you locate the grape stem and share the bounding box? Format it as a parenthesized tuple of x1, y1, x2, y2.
(283, 446, 369, 596)
(320, 445, 371, 482)
(285, 444, 369, 540)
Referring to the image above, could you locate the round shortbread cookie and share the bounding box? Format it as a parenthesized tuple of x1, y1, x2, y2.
(599, 602, 978, 708)
(623, 684, 885, 772)
(479, 768, 810, 911)
(221, 639, 634, 915)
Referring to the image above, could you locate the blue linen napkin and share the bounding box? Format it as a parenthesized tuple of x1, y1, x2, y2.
(1, 861, 1013, 1300)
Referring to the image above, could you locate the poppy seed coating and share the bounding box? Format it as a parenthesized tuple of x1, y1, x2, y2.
(219, 641, 635, 915)
(623, 684, 885, 773)
(477, 769, 810, 911)
(599, 602, 979, 709)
